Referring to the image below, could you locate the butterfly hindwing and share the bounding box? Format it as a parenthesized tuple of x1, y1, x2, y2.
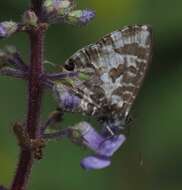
(55, 25, 152, 121)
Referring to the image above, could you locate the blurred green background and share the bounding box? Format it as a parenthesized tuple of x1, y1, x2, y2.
(1, 0, 182, 190)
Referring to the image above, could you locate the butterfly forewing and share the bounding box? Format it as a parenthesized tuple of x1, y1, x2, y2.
(57, 25, 152, 121)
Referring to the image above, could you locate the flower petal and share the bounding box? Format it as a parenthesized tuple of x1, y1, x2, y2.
(97, 134, 126, 157)
(70, 122, 126, 157)
(72, 122, 104, 150)
(80, 155, 111, 170)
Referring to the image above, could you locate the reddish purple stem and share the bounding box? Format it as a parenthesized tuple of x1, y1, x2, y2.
(10, 1, 44, 190)
(27, 29, 43, 138)
(10, 150, 33, 190)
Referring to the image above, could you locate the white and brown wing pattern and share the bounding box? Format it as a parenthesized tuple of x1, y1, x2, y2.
(56, 25, 152, 123)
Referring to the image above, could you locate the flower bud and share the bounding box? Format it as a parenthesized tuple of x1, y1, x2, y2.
(54, 83, 81, 111)
(54, 0, 74, 16)
(22, 10, 38, 27)
(0, 46, 26, 70)
(66, 9, 95, 25)
(0, 21, 18, 38)
(43, 0, 75, 18)
(43, 0, 55, 14)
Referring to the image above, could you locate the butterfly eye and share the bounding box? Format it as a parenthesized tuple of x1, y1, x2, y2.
(64, 59, 75, 71)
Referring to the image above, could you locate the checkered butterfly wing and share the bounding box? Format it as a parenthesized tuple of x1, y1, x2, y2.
(55, 25, 152, 121)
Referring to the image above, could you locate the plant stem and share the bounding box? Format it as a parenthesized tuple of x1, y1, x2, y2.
(31, 0, 43, 16)
(10, 1, 44, 190)
(10, 150, 33, 190)
(27, 29, 43, 139)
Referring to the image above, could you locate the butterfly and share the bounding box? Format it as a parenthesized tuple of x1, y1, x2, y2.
(54, 24, 153, 132)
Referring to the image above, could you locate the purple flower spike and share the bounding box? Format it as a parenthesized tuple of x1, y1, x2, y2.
(96, 135, 126, 157)
(80, 155, 111, 170)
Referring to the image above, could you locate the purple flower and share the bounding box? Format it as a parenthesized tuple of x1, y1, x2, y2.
(62, 91, 80, 110)
(79, 9, 96, 25)
(71, 122, 126, 170)
(80, 155, 111, 170)
(54, 83, 81, 111)
(76, 122, 126, 156)
(67, 9, 95, 26)
(77, 122, 104, 150)
(97, 135, 126, 157)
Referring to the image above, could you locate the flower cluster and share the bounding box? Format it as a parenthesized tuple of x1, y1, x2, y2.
(42, 0, 95, 25)
(0, 0, 95, 40)
(69, 122, 126, 170)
